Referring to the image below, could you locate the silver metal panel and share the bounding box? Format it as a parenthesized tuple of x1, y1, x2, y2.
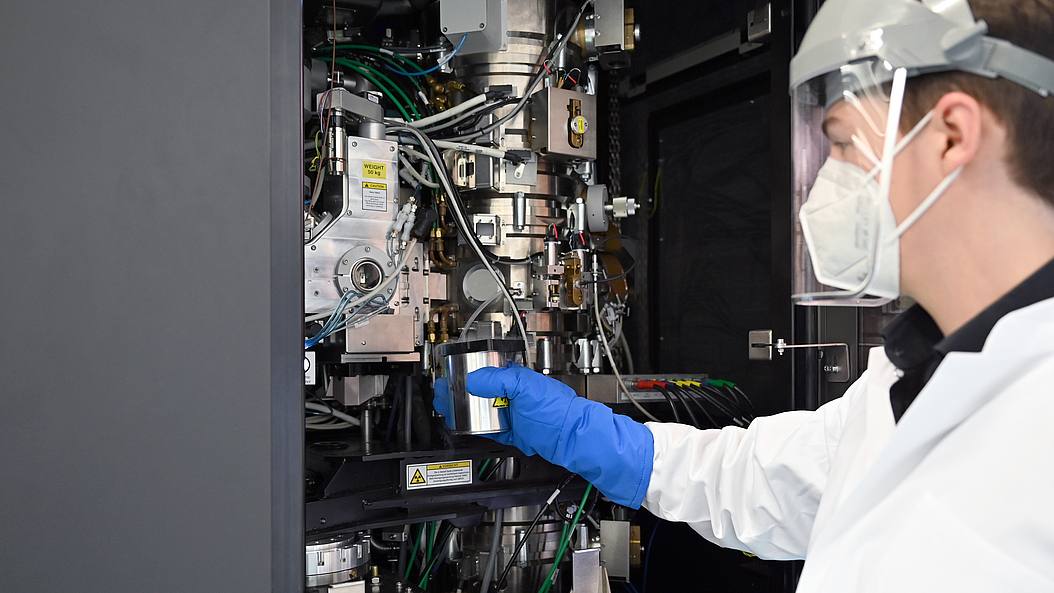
(442, 0, 508, 54)
(305, 136, 400, 315)
(599, 520, 630, 580)
(572, 547, 603, 593)
(586, 374, 710, 404)
(345, 313, 419, 354)
(530, 88, 598, 160)
(592, 0, 626, 51)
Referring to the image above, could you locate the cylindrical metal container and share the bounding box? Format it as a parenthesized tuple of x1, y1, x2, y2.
(434, 339, 525, 434)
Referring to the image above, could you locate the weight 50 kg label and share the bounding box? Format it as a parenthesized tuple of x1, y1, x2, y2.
(406, 460, 473, 490)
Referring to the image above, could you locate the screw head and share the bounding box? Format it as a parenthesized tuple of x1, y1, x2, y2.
(361, 341, 367, 346)
(313, 290, 320, 296)
(365, 246, 371, 252)
(310, 245, 317, 251)
(479, 22, 485, 28)
(442, 26, 448, 32)
(342, 259, 349, 264)
(352, 141, 358, 147)
(390, 146, 396, 152)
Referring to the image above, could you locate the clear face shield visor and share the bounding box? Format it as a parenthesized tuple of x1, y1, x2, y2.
(791, 60, 918, 306)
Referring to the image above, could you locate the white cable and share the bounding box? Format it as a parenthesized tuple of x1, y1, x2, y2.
(459, 292, 504, 342)
(400, 145, 432, 162)
(593, 276, 658, 422)
(305, 402, 362, 426)
(389, 126, 533, 367)
(432, 140, 507, 160)
(399, 153, 440, 188)
(408, 93, 489, 128)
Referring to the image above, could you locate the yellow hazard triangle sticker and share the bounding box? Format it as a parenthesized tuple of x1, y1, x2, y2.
(492, 397, 510, 408)
(410, 469, 426, 485)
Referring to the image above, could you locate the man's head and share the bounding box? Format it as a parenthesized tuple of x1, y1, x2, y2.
(791, 0, 1054, 326)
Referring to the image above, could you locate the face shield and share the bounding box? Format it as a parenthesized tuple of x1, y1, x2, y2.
(791, 60, 912, 306)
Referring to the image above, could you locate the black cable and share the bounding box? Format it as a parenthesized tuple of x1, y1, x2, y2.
(652, 387, 681, 423)
(731, 385, 758, 416)
(685, 384, 742, 425)
(481, 456, 510, 481)
(425, 97, 520, 136)
(662, 385, 700, 428)
(678, 385, 721, 428)
(695, 383, 749, 424)
(417, 523, 456, 584)
(495, 474, 576, 591)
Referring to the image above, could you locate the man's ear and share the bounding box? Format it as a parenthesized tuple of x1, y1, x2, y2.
(930, 91, 983, 175)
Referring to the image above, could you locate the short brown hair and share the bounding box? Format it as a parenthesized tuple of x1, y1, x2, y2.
(900, 0, 1054, 207)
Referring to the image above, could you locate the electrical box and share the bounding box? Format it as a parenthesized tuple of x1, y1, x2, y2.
(441, 0, 508, 54)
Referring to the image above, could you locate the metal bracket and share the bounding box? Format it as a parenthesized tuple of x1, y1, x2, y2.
(748, 330, 851, 383)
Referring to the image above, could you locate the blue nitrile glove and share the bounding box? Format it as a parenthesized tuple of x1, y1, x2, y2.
(434, 364, 653, 508)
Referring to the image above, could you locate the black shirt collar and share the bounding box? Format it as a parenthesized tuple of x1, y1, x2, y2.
(883, 256, 1054, 367)
(880, 257, 1054, 422)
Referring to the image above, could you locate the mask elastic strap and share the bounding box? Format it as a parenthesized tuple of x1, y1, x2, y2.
(853, 110, 936, 184)
(892, 166, 963, 237)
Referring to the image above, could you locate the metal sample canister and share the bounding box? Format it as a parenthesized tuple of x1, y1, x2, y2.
(434, 339, 525, 435)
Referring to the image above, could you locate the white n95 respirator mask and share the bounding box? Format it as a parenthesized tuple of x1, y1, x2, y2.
(798, 157, 901, 298)
(791, 63, 962, 304)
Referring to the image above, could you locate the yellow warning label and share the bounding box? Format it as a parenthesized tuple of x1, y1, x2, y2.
(407, 459, 472, 490)
(362, 161, 387, 179)
(427, 461, 471, 470)
(362, 181, 386, 190)
(492, 397, 510, 408)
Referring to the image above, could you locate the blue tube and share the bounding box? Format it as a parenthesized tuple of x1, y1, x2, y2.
(386, 35, 466, 77)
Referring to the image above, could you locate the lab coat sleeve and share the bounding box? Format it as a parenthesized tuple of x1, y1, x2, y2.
(641, 378, 864, 560)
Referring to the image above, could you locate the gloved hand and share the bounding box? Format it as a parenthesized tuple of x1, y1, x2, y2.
(434, 364, 654, 508)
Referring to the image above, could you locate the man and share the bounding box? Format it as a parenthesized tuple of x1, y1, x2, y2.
(436, 0, 1054, 589)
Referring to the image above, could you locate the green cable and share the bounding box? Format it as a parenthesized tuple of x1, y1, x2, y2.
(314, 43, 425, 71)
(340, 57, 421, 120)
(478, 458, 492, 478)
(539, 485, 593, 593)
(317, 56, 416, 122)
(405, 524, 422, 580)
(329, 57, 416, 121)
(314, 44, 428, 97)
(418, 523, 455, 590)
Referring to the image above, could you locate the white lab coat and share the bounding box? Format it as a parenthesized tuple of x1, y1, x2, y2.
(642, 297, 1054, 591)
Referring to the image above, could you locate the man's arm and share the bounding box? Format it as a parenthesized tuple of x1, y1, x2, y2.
(643, 385, 859, 560)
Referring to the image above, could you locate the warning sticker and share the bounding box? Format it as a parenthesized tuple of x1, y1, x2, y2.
(492, 397, 510, 408)
(362, 161, 387, 179)
(362, 181, 387, 212)
(406, 460, 473, 490)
